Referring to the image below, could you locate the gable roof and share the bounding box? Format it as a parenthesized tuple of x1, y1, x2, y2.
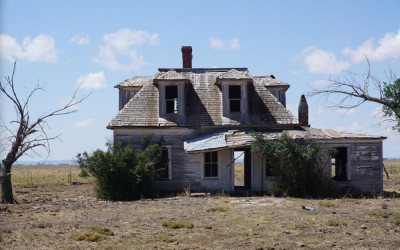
(108, 68, 299, 128)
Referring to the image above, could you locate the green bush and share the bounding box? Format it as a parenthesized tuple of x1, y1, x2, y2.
(251, 131, 337, 198)
(76, 135, 165, 201)
(78, 170, 89, 178)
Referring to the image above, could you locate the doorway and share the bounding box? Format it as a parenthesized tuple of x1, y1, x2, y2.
(234, 148, 251, 189)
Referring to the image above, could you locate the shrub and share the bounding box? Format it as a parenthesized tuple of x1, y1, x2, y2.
(369, 211, 400, 218)
(76, 135, 165, 201)
(162, 220, 194, 229)
(392, 219, 400, 225)
(78, 170, 89, 178)
(251, 131, 337, 198)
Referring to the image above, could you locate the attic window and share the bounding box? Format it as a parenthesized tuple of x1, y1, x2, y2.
(165, 86, 178, 113)
(229, 85, 241, 113)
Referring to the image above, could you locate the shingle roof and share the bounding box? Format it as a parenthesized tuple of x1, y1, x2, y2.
(108, 68, 299, 128)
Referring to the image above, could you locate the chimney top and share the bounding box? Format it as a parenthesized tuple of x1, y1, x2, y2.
(298, 95, 309, 126)
(181, 46, 193, 68)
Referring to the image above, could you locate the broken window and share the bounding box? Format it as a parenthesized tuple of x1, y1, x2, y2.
(155, 147, 170, 179)
(229, 85, 241, 113)
(165, 86, 178, 114)
(265, 158, 275, 177)
(204, 151, 218, 178)
(331, 147, 348, 181)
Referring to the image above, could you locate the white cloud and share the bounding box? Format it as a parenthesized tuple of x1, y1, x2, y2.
(76, 71, 107, 89)
(312, 79, 330, 86)
(209, 36, 241, 50)
(93, 46, 147, 72)
(103, 28, 158, 52)
(60, 96, 80, 111)
(209, 36, 224, 49)
(69, 34, 90, 44)
(301, 46, 350, 74)
(93, 28, 156, 72)
(343, 29, 400, 63)
(229, 38, 241, 50)
(336, 108, 355, 116)
(370, 106, 383, 117)
(0, 34, 59, 63)
(73, 118, 95, 128)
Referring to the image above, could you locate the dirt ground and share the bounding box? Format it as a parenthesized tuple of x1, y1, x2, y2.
(1, 162, 400, 249)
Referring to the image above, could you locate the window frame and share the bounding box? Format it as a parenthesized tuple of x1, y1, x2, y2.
(330, 146, 351, 181)
(158, 82, 185, 117)
(221, 82, 248, 116)
(201, 151, 221, 180)
(154, 146, 172, 180)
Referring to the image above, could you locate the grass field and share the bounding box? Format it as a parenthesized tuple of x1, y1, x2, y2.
(0, 161, 399, 249)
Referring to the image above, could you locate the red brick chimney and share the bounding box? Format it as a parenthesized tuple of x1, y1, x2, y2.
(181, 46, 192, 68)
(298, 95, 309, 126)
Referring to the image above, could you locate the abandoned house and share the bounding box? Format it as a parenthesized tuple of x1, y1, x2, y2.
(107, 46, 386, 194)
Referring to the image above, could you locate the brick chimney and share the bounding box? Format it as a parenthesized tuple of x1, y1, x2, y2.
(298, 95, 309, 126)
(181, 46, 192, 68)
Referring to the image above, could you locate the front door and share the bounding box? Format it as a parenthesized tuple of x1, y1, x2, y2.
(234, 148, 251, 190)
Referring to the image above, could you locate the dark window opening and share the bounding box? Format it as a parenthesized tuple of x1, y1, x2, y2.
(229, 85, 241, 113)
(205, 151, 218, 177)
(165, 86, 178, 113)
(331, 147, 348, 181)
(155, 148, 169, 178)
(265, 158, 275, 177)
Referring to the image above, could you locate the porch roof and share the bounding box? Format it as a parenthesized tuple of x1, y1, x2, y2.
(184, 127, 386, 154)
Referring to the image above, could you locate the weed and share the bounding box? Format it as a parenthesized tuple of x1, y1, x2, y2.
(382, 203, 389, 209)
(13, 204, 33, 210)
(32, 222, 52, 229)
(158, 235, 175, 242)
(71, 231, 107, 242)
(206, 206, 229, 212)
(327, 219, 347, 227)
(391, 219, 400, 225)
(369, 211, 400, 218)
(162, 220, 194, 229)
(88, 225, 114, 236)
(318, 201, 338, 207)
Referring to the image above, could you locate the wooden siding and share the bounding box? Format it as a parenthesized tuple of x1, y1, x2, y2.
(114, 128, 232, 192)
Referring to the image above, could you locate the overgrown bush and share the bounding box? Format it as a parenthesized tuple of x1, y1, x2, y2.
(251, 131, 337, 198)
(76, 135, 165, 201)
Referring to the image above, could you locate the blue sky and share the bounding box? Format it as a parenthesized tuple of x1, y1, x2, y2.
(1, 0, 399, 161)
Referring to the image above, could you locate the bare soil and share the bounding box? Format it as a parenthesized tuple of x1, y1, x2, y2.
(0, 162, 399, 249)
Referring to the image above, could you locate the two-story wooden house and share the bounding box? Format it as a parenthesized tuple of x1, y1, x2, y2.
(107, 46, 386, 194)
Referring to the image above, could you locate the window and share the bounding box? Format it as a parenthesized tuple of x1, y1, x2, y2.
(204, 151, 218, 178)
(155, 147, 170, 179)
(165, 86, 178, 114)
(331, 147, 349, 181)
(159, 84, 184, 117)
(229, 85, 241, 113)
(265, 158, 275, 177)
(222, 83, 247, 116)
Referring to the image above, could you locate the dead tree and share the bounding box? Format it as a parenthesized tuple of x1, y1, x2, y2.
(0, 61, 91, 203)
(307, 58, 398, 127)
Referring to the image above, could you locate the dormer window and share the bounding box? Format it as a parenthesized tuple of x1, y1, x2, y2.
(229, 85, 242, 113)
(221, 83, 248, 116)
(157, 83, 185, 117)
(165, 86, 178, 114)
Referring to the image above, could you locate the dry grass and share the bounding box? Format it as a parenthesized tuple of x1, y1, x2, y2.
(161, 220, 194, 229)
(318, 201, 338, 207)
(0, 162, 399, 249)
(234, 162, 244, 186)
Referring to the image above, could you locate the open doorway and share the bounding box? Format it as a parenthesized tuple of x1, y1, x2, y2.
(331, 147, 348, 181)
(234, 148, 251, 189)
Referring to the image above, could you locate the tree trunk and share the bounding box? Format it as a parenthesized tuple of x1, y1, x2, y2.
(0, 163, 16, 204)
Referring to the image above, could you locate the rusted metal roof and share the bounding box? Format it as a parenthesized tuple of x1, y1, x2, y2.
(184, 129, 231, 153)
